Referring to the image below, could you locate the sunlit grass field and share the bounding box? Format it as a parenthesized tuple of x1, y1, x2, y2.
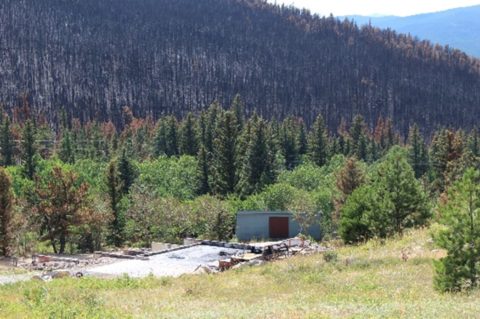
(1, 228, 479, 318)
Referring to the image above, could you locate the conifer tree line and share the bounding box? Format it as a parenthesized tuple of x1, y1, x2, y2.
(2, 96, 478, 198)
(0, 97, 479, 293)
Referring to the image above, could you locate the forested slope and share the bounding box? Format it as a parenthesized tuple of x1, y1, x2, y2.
(1, 0, 479, 133)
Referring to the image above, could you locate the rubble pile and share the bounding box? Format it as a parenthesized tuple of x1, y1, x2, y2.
(213, 237, 329, 271)
(18, 254, 115, 272)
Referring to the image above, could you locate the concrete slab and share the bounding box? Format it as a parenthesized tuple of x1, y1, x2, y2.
(86, 245, 243, 278)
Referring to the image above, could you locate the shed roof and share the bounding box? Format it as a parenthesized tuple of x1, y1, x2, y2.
(237, 211, 292, 216)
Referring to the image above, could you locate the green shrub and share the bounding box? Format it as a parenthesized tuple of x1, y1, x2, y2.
(323, 251, 338, 263)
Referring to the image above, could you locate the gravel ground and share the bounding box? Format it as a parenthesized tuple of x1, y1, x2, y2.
(86, 246, 243, 278)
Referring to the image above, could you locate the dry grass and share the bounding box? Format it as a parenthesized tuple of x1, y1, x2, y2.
(0, 263, 26, 276)
(1, 228, 479, 318)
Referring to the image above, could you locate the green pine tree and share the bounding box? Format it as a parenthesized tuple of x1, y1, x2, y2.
(204, 102, 221, 154)
(0, 117, 14, 167)
(59, 131, 75, 164)
(196, 145, 211, 195)
(350, 115, 368, 161)
(281, 117, 299, 169)
(367, 138, 379, 163)
(373, 148, 431, 235)
(164, 116, 179, 156)
(153, 119, 167, 157)
(340, 147, 430, 242)
(297, 121, 308, 156)
(198, 113, 208, 149)
(384, 119, 395, 151)
(467, 128, 479, 157)
(408, 124, 429, 178)
(179, 112, 198, 156)
(21, 120, 37, 179)
(234, 118, 252, 180)
(357, 134, 368, 162)
(106, 161, 125, 247)
(433, 168, 480, 292)
(117, 149, 137, 195)
(308, 114, 329, 166)
(445, 147, 480, 186)
(237, 115, 274, 196)
(262, 123, 279, 187)
(430, 129, 450, 193)
(211, 112, 238, 196)
(339, 185, 377, 243)
(230, 94, 244, 132)
(267, 120, 286, 174)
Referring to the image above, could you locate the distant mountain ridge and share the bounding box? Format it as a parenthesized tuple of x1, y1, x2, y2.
(345, 5, 480, 57)
(0, 0, 480, 134)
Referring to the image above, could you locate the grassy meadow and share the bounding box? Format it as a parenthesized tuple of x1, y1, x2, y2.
(0, 228, 479, 319)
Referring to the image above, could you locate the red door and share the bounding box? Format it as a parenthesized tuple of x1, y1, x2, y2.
(269, 217, 289, 239)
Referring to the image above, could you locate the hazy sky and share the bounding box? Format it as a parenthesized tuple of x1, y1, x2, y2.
(267, 0, 480, 16)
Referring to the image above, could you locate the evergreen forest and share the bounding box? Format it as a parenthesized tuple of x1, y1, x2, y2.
(0, 97, 478, 277)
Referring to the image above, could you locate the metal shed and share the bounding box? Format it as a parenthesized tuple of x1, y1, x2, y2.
(235, 211, 321, 242)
